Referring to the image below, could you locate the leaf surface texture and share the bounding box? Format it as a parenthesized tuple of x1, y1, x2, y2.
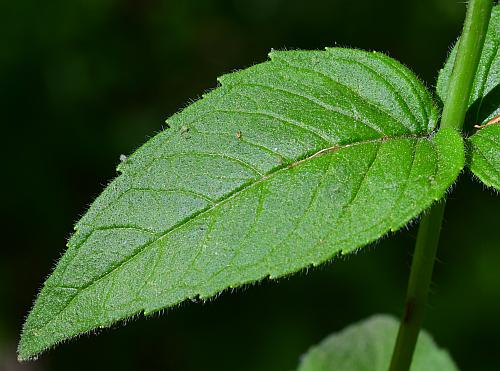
(468, 124, 500, 189)
(437, 5, 499, 127)
(19, 48, 464, 360)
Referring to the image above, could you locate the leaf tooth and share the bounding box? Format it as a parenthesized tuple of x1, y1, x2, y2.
(268, 48, 279, 60)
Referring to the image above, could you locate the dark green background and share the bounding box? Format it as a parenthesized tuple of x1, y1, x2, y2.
(2, 0, 499, 370)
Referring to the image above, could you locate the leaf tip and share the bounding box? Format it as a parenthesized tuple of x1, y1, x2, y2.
(17, 336, 35, 363)
(16, 348, 35, 363)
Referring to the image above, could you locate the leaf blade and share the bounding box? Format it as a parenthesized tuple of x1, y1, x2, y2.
(468, 123, 500, 189)
(296, 315, 458, 371)
(437, 4, 500, 127)
(19, 48, 462, 360)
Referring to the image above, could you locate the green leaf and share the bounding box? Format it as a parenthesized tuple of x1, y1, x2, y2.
(437, 4, 499, 127)
(19, 48, 464, 360)
(295, 315, 458, 371)
(437, 4, 499, 191)
(468, 123, 500, 189)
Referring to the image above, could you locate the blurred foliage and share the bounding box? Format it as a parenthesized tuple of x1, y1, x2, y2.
(1, 0, 498, 370)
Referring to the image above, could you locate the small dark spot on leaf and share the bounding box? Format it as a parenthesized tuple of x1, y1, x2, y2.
(180, 126, 190, 138)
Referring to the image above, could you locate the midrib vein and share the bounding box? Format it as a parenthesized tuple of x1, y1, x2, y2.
(36, 132, 431, 335)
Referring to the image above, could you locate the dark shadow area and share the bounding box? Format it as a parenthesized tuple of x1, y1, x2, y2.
(464, 84, 500, 133)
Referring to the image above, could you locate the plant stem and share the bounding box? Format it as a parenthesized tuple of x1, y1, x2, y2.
(388, 203, 445, 371)
(389, 1, 492, 370)
(440, 0, 493, 131)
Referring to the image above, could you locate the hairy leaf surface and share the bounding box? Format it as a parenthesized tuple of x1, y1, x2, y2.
(468, 124, 500, 189)
(19, 48, 464, 360)
(295, 315, 458, 371)
(437, 5, 499, 127)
